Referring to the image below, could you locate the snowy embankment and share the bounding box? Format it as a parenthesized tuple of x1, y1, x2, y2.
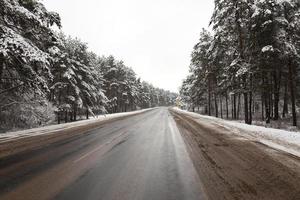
(172, 107, 300, 158)
(0, 108, 154, 143)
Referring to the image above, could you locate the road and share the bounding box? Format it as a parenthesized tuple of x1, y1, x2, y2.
(170, 110, 300, 200)
(0, 108, 206, 200)
(0, 107, 300, 200)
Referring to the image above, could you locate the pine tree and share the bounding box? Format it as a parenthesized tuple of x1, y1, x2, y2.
(0, 0, 61, 129)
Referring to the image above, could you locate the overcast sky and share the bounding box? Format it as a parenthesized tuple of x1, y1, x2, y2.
(43, 0, 214, 92)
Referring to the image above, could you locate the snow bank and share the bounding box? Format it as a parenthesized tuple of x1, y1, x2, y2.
(172, 107, 300, 158)
(0, 108, 155, 143)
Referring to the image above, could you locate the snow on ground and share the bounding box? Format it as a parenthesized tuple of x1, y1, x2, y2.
(0, 108, 155, 143)
(172, 107, 300, 158)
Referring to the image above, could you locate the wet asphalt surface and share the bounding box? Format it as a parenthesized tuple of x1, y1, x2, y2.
(0, 108, 205, 200)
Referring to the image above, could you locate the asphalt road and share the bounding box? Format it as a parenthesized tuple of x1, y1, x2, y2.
(0, 108, 206, 200)
(2, 107, 299, 200)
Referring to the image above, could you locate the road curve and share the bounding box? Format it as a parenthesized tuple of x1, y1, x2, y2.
(0, 108, 206, 200)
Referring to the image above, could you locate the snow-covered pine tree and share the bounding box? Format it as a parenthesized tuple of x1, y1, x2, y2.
(211, 0, 253, 124)
(250, 0, 300, 125)
(0, 0, 61, 129)
(180, 0, 300, 127)
(190, 29, 213, 114)
(50, 34, 107, 122)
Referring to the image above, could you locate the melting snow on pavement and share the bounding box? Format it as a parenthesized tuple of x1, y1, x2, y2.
(173, 107, 300, 158)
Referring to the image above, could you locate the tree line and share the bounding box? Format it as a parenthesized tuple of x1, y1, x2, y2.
(0, 0, 177, 131)
(180, 0, 300, 126)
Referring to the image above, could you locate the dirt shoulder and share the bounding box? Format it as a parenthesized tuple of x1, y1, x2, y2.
(170, 109, 300, 200)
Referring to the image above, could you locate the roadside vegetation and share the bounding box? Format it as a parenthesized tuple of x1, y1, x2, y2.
(0, 0, 177, 132)
(180, 0, 300, 127)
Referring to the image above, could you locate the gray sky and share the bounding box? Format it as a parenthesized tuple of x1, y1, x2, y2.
(43, 0, 214, 92)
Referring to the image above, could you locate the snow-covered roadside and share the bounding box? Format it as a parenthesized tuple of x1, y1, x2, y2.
(0, 108, 155, 143)
(172, 107, 300, 158)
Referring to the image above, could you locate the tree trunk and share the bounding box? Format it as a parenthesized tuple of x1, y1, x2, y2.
(261, 92, 265, 121)
(208, 84, 212, 116)
(233, 93, 237, 119)
(282, 76, 289, 118)
(220, 97, 223, 118)
(231, 95, 234, 119)
(243, 74, 250, 124)
(237, 94, 241, 120)
(214, 93, 218, 118)
(249, 74, 253, 125)
(265, 95, 271, 124)
(249, 94, 252, 125)
(244, 92, 249, 124)
(264, 74, 271, 124)
(69, 111, 72, 121)
(226, 93, 229, 119)
(57, 112, 61, 124)
(273, 70, 281, 120)
(252, 95, 255, 114)
(65, 110, 68, 123)
(288, 61, 297, 126)
(269, 87, 273, 119)
(86, 107, 89, 119)
(73, 105, 77, 121)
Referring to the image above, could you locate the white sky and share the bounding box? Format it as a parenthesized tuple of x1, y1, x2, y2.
(43, 0, 214, 92)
